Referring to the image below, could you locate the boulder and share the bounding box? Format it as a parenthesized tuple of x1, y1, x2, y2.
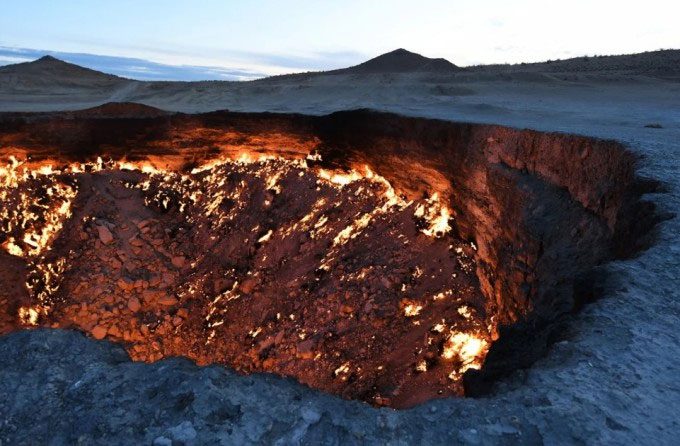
(97, 225, 114, 245)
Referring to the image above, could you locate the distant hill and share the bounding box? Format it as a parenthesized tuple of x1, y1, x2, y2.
(265, 48, 680, 81)
(259, 48, 460, 82)
(333, 48, 459, 74)
(467, 49, 680, 78)
(0, 55, 128, 91)
(0, 48, 678, 113)
(2, 49, 679, 87)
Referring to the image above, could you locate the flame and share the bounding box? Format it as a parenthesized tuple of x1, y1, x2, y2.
(442, 331, 488, 378)
(317, 168, 364, 186)
(190, 152, 282, 174)
(458, 305, 472, 319)
(117, 160, 161, 174)
(333, 213, 373, 246)
(18, 306, 42, 325)
(403, 303, 423, 317)
(0, 157, 76, 258)
(257, 229, 273, 243)
(415, 193, 451, 237)
(334, 362, 350, 377)
(306, 152, 322, 162)
(3, 238, 24, 256)
(37, 165, 54, 175)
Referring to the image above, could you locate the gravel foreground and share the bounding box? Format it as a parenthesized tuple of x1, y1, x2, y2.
(0, 329, 605, 445)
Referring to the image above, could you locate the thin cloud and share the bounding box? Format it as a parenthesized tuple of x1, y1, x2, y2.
(0, 46, 279, 81)
(0, 46, 370, 81)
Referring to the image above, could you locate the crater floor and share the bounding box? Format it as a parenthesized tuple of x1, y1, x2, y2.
(1, 156, 489, 408)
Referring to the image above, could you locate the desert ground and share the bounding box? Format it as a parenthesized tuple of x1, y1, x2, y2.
(0, 49, 679, 444)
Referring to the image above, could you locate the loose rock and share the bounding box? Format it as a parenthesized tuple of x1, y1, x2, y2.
(97, 225, 114, 245)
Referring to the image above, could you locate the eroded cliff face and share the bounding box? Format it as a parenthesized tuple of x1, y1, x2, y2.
(0, 106, 659, 406)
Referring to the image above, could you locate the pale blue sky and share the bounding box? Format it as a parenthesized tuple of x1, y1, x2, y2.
(1, 0, 678, 80)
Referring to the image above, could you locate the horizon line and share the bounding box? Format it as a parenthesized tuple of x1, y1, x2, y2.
(1, 45, 677, 83)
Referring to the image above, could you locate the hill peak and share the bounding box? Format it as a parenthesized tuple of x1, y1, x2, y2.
(339, 48, 459, 74)
(30, 55, 81, 69)
(35, 55, 61, 63)
(385, 48, 415, 55)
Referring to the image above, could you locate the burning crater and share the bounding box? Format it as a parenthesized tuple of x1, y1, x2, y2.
(0, 106, 660, 408)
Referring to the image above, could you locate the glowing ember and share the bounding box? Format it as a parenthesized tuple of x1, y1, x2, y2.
(18, 306, 41, 325)
(414, 193, 452, 237)
(334, 362, 351, 377)
(442, 332, 488, 377)
(458, 305, 472, 319)
(317, 168, 364, 186)
(404, 303, 423, 317)
(257, 229, 273, 243)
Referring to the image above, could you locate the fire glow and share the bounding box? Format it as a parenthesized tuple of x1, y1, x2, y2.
(0, 152, 492, 407)
(0, 106, 653, 411)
